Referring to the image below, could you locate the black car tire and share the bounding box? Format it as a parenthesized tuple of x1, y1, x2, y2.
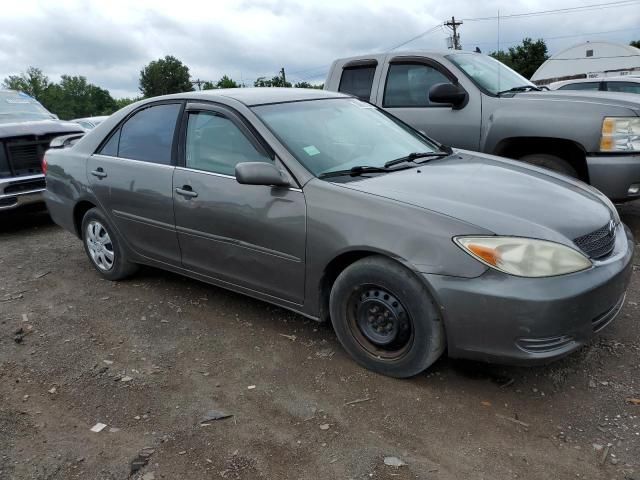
(519, 153, 578, 178)
(81, 208, 138, 281)
(329, 256, 445, 378)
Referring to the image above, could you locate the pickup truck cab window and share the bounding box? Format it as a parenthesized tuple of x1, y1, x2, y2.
(185, 111, 270, 176)
(338, 66, 376, 101)
(384, 63, 452, 107)
(606, 81, 640, 94)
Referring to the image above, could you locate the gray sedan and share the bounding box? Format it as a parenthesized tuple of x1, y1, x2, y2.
(44, 88, 634, 378)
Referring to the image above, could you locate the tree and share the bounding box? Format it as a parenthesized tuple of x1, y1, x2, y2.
(114, 97, 139, 110)
(490, 38, 549, 79)
(139, 55, 193, 98)
(2, 67, 50, 100)
(201, 81, 216, 90)
(294, 81, 324, 89)
(254, 75, 292, 88)
(41, 75, 117, 119)
(216, 75, 239, 89)
(631, 40, 640, 49)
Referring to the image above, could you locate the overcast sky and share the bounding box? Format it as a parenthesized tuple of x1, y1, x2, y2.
(1, 0, 639, 98)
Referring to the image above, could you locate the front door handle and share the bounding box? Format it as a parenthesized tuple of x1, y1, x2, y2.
(91, 168, 107, 179)
(175, 186, 198, 198)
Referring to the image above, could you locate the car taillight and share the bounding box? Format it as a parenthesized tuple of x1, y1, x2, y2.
(42, 155, 48, 175)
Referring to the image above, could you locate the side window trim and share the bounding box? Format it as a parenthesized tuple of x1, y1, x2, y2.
(338, 65, 377, 101)
(178, 102, 273, 169)
(382, 61, 461, 109)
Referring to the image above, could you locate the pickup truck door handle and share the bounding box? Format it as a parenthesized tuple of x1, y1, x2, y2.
(91, 168, 107, 179)
(175, 186, 198, 198)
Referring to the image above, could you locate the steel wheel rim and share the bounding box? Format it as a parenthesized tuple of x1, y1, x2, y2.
(347, 285, 414, 360)
(86, 220, 114, 271)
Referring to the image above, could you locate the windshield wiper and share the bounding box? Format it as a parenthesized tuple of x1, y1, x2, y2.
(496, 85, 542, 96)
(384, 151, 450, 168)
(318, 165, 395, 179)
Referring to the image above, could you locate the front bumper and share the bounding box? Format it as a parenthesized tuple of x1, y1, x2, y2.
(586, 153, 640, 201)
(424, 223, 634, 366)
(0, 174, 46, 211)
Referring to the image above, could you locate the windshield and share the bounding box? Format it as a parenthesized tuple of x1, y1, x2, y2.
(252, 98, 439, 177)
(447, 53, 536, 95)
(0, 91, 55, 123)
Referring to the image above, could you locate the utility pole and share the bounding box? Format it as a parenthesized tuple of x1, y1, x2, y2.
(280, 67, 287, 86)
(192, 78, 204, 91)
(444, 16, 463, 50)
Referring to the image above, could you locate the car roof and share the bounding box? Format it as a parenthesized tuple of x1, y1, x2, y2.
(164, 87, 348, 106)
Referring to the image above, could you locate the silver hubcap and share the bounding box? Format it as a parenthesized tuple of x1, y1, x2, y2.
(86, 220, 114, 271)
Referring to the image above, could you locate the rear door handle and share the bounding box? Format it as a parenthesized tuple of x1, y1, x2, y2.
(175, 186, 198, 198)
(91, 168, 107, 179)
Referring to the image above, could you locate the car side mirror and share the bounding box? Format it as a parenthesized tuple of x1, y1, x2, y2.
(428, 83, 468, 109)
(235, 162, 290, 187)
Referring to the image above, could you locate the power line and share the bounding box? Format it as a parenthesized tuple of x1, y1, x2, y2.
(386, 24, 443, 51)
(467, 26, 640, 48)
(462, 0, 640, 22)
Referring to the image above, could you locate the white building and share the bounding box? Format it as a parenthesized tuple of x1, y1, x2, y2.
(531, 41, 640, 84)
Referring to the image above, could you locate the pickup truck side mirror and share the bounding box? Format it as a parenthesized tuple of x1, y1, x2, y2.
(429, 83, 468, 109)
(235, 162, 290, 187)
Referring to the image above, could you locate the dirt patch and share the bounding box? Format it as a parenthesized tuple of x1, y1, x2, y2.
(1, 207, 639, 479)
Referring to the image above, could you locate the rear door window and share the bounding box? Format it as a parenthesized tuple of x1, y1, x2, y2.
(338, 66, 376, 101)
(383, 63, 452, 107)
(117, 103, 181, 164)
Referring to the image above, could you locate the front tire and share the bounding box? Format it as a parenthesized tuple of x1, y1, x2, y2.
(81, 208, 137, 281)
(519, 153, 578, 178)
(329, 256, 445, 378)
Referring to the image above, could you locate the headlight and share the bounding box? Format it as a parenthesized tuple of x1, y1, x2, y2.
(600, 117, 640, 152)
(454, 236, 592, 277)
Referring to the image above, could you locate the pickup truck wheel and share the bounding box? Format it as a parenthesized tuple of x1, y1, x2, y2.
(81, 208, 138, 281)
(519, 153, 578, 178)
(329, 256, 445, 378)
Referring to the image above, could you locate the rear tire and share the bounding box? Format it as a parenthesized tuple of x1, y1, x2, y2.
(329, 256, 445, 378)
(81, 208, 137, 281)
(519, 153, 578, 178)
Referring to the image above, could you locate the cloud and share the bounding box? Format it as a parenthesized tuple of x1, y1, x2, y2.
(1, 0, 638, 97)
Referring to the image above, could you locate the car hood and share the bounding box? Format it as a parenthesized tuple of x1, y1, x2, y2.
(341, 151, 615, 246)
(0, 119, 84, 140)
(516, 90, 640, 114)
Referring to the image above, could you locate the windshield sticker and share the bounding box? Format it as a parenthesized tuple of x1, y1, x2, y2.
(303, 145, 320, 156)
(5, 99, 31, 104)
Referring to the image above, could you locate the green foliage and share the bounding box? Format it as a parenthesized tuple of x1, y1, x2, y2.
(631, 40, 640, 49)
(201, 81, 216, 90)
(254, 75, 292, 88)
(2, 67, 120, 120)
(41, 75, 118, 120)
(2, 67, 50, 100)
(294, 81, 324, 89)
(139, 55, 194, 97)
(216, 75, 239, 89)
(490, 38, 549, 79)
(114, 97, 140, 110)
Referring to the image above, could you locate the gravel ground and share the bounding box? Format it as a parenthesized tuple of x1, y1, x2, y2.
(0, 203, 639, 480)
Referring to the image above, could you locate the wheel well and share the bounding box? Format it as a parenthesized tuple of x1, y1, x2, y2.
(319, 250, 391, 323)
(493, 137, 589, 182)
(73, 200, 96, 237)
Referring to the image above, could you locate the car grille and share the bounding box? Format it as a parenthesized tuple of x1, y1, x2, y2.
(4, 178, 46, 194)
(573, 222, 617, 259)
(4, 135, 58, 177)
